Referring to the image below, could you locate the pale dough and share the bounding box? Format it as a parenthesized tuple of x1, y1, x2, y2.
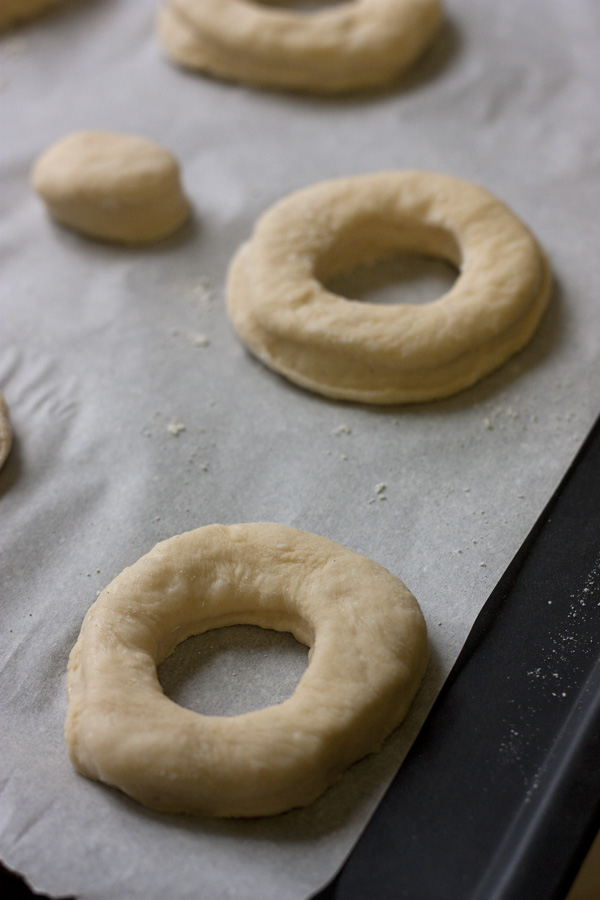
(0, 0, 62, 31)
(31, 132, 190, 245)
(0, 392, 12, 470)
(65, 523, 428, 818)
(157, 0, 442, 94)
(227, 171, 552, 404)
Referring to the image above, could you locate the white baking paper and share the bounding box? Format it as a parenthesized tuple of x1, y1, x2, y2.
(1, 0, 599, 897)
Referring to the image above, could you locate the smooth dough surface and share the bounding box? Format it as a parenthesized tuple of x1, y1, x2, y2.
(31, 131, 190, 244)
(65, 523, 428, 818)
(0, 392, 12, 470)
(227, 171, 552, 404)
(158, 0, 442, 94)
(0, 0, 61, 30)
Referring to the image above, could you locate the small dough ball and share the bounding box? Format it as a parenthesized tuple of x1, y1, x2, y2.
(0, 0, 62, 31)
(31, 131, 190, 245)
(0, 392, 12, 471)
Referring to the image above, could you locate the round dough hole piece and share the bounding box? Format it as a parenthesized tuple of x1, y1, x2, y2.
(227, 171, 551, 404)
(32, 132, 190, 245)
(157, 0, 442, 94)
(65, 523, 428, 818)
(0, 392, 12, 470)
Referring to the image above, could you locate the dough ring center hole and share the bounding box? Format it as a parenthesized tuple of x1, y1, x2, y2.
(317, 219, 460, 306)
(253, 0, 349, 12)
(326, 250, 459, 306)
(158, 624, 309, 717)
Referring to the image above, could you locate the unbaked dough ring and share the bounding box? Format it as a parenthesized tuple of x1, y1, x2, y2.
(65, 523, 428, 817)
(0, 392, 12, 470)
(0, 0, 62, 31)
(227, 171, 552, 404)
(158, 0, 442, 94)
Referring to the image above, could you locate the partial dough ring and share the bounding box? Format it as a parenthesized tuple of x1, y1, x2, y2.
(0, 0, 62, 31)
(65, 523, 428, 818)
(0, 392, 12, 470)
(227, 171, 551, 404)
(158, 0, 442, 94)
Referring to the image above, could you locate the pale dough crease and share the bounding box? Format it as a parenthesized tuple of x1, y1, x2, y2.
(158, 0, 442, 94)
(227, 171, 552, 404)
(65, 523, 428, 818)
(32, 132, 190, 245)
(0, 392, 12, 470)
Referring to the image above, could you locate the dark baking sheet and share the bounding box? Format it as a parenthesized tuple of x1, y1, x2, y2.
(316, 412, 600, 899)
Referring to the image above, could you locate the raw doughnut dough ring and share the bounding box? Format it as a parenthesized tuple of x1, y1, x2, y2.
(0, 0, 62, 31)
(0, 392, 12, 470)
(65, 523, 428, 818)
(227, 171, 552, 404)
(158, 0, 442, 94)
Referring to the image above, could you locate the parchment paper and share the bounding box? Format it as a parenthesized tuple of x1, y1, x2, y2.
(1, 0, 599, 898)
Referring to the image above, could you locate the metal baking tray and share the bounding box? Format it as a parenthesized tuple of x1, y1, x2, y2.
(316, 412, 600, 899)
